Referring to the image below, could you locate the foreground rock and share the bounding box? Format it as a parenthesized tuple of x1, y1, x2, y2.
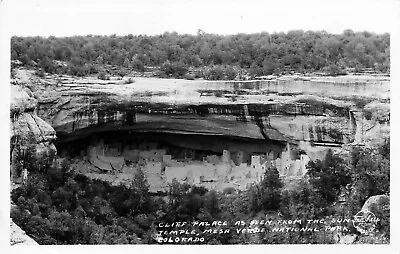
(356, 194, 390, 243)
(338, 234, 358, 244)
(336, 194, 390, 244)
(361, 194, 390, 213)
(10, 221, 38, 246)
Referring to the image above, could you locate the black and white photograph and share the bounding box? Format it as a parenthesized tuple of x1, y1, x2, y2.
(1, 0, 398, 249)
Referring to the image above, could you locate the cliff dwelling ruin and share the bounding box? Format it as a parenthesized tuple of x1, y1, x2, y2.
(57, 130, 310, 192)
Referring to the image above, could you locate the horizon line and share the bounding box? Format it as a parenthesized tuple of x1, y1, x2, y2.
(11, 29, 391, 38)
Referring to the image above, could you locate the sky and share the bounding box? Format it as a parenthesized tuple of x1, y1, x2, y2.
(1, 0, 397, 37)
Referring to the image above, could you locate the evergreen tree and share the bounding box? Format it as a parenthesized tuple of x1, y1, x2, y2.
(259, 166, 283, 211)
(130, 168, 151, 215)
(307, 149, 351, 203)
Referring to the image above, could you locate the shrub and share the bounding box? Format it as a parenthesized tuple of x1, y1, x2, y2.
(184, 73, 195, 80)
(222, 187, 236, 195)
(35, 69, 45, 78)
(363, 110, 373, 120)
(224, 66, 237, 80)
(214, 90, 224, 97)
(205, 66, 224, 80)
(68, 64, 89, 77)
(161, 61, 188, 78)
(323, 64, 347, 76)
(98, 72, 110, 80)
(122, 77, 135, 84)
(131, 59, 145, 72)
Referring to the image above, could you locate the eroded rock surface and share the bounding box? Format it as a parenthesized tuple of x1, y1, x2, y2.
(361, 194, 390, 214)
(10, 84, 57, 170)
(12, 69, 390, 190)
(10, 221, 39, 246)
(338, 234, 358, 244)
(17, 70, 389, 146)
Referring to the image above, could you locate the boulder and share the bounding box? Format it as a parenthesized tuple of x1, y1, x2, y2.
(10, 221, 38, 245)
(10, 85, 36, 113)
(358, 194, 390, 239)
(338, 234, 357, 244)
(361, 194, 390, 213)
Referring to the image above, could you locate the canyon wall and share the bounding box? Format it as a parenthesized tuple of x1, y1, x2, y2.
(10, 85, 57, 179)
(12, 69, 390, 179)
(10, 83, 56, 245)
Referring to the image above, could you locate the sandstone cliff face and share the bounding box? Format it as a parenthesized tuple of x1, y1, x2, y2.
(10, 85, 57, 168)
(14, 69, 390, 159)
(10, 84, 55, 246)
(10, 221, 39, 246)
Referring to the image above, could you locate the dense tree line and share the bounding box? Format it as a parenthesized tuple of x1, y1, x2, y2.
(11, 140, 389, 244)
(11, 30, 390, 79)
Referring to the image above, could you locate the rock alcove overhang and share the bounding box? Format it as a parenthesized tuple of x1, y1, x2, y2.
(53, 100, 302, 160)
(51, 98, 352, 141)
(35, 74, 390, 151)
(31, 74, 389, 148)
(55, 129, 288, 160)
(52, 96, 359, 161)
